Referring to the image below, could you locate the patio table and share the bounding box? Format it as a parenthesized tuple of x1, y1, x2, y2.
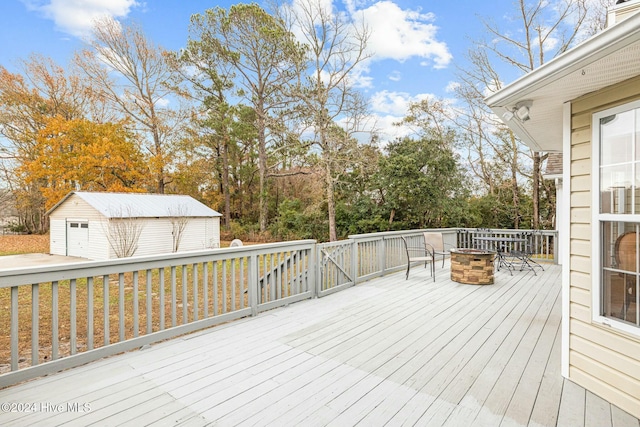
(473, 236, 527, 274)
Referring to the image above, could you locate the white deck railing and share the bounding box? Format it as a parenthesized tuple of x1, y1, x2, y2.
(0, 228, 557, 388)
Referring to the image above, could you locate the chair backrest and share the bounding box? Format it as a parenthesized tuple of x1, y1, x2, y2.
(423, 232, 444, 251)
(615, 231, 637, 272)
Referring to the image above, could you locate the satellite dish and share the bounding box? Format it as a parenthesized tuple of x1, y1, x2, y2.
(230, 239, 243, 247)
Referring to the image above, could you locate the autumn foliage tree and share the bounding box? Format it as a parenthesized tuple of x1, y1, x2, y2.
(0, 56, 107, 232)
(18, 116, 149, 210)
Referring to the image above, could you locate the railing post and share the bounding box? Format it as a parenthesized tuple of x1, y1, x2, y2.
(352, 239, 358, 286)
(379, 237, 386, 276)
(309, 244, 317, 298)
(10, 286, 18, 371)
(249, 252, 258, 317)
(315, 244, 322, 297)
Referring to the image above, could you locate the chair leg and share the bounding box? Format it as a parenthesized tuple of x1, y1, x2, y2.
(432, 254, 436, 282)
(406, 262, 410, 280)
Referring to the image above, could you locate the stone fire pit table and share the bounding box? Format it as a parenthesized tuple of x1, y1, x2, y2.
(450, 248, 496, 285)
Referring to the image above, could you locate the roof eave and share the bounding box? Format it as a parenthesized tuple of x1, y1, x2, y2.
(485, 12, 640, 109)
(485, 12, 640, 152)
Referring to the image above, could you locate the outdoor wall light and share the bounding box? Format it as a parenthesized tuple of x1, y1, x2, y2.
(501, 110, 515, 122)
(514, 100, 533, 122)
(501, 100, 533, 123)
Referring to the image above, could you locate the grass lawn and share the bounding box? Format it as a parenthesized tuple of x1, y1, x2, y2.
(0, 234, 49, 255)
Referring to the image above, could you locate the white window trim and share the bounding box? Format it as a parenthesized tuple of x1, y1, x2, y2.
(591, 99, 640, 337)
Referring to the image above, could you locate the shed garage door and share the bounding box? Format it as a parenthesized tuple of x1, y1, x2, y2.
(67, 221, 89, 257)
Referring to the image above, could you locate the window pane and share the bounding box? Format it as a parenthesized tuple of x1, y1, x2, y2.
(600, 110, 634, 165)
(601, 164, 632, 214)
(601, 270, 637, 323)
(599, 105, 640, 328)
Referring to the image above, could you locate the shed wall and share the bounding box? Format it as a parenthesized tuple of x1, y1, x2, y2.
(49, 195, 107, 259)
(108, 217, 220, 259)
(569, 75, 640, 417)
(49, 194, 221, 260)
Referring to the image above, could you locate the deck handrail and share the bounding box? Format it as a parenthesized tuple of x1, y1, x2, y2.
(0, 229, 556, 388)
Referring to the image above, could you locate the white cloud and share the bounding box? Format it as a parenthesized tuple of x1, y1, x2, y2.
(22, 0, 139, 37)
(367, 90, 439, 143)
(370, 90, 432, 116)
(388, 70, 401, 81)
(353, 1, 452, 69)
(445, 81, 460, 93)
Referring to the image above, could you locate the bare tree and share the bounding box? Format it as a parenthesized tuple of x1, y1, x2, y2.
(459, 0, 603, 228)
(0, 55, 108, 233)
(281, 0, 372, 241)
(168, 204, 190, 252)
(75, 17, 187, 194)
(103, 206, 144, 258)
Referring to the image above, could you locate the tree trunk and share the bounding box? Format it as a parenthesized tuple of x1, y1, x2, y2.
(258, 118, 268, 233)
(532, 151, 541, 229)
(221, 135, 232, 229)
(326, 163, 337, 242)
(510, 131, 520, 229)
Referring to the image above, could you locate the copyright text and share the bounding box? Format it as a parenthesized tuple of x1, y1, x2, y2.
(1, 402, 91, 413)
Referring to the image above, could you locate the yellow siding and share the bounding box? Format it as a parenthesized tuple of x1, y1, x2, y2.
(570, 287, 591, 307)
(569, 75, 640, 418)
(570, 271, 591, 291)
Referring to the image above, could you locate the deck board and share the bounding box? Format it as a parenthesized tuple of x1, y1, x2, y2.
(0, 262, 638, 426)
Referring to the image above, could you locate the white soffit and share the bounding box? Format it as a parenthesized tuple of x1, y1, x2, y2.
(485, 12, 640, 152)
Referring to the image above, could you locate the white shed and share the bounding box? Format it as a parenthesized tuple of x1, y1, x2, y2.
(47, 192, 222, 260)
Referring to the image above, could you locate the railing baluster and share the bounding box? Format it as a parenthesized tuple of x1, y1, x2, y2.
(193, 263, 198, 321)
(170, 266, 176, 328)
(52, 280, 59, 360)
(239, 258, 245, 309)
(270, 254, 275, 302)
(231, 259, 236, 311)
(160, 268, 166, 330)
(103, 275, 109, 346)
(213, 261, 218, 316)
(182, 265, 188, 323)
(10, 286, 18, 370)
(222, 260, 228, 312)
(133, 271, 139, 338)
(87, 277, 94, 350)
(203, 262, 209, 318)
(146, 270, 152, 334)
(118, 273, 125, 342)
(275, 254, 281, 300)
(249, 253, 257, 316)
(32, 283, 39, 365)
(70, 278, 77, 355)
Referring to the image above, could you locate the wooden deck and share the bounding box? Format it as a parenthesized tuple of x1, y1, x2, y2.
(1, 262, 638, 426)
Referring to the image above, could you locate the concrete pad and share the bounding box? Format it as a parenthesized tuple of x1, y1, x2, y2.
(0, 253, 88, 270)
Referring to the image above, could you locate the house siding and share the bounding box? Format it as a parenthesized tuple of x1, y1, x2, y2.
(569, 75, 640, 418)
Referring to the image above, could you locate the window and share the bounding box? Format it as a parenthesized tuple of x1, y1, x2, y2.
(594, 101, 640, 333)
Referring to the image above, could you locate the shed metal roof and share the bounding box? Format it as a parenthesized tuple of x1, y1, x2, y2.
(48, 192, 222, 218)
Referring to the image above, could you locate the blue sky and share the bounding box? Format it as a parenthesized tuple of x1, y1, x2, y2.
(1, 0, 511, 141)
